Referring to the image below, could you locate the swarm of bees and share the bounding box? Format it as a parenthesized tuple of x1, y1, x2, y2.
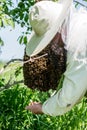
(23, 33, 67, 91)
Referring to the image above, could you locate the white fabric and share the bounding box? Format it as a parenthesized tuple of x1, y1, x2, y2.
(42, 5, 87, 116)
(26, 0, 73, 56)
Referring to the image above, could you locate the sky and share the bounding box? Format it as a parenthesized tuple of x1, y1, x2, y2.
(0, 25, 26, 61)
(0, 0, 87, 61)
(0, 0, 26, 62)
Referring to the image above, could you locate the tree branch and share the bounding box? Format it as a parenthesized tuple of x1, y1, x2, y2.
(74, 0, 87, 8)
(0, 58, 23, 74)
(0, 59, 24, 92)
(0, 79, 24, 92)
(4, 58, 23, 69)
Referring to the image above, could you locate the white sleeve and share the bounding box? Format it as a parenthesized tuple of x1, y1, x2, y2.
(42, 58, 87, 116)
(42, 7, 87, 116)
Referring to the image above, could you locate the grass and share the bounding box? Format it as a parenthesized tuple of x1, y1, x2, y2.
(0, 62, 87, 130)
(0, 85, 87, 130)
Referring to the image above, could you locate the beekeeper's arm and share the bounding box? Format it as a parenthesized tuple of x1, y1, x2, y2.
(42, 56, 87, 116)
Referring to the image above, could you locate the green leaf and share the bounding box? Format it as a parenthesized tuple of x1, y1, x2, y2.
(24, 36, 27, 44)
(19, 36, 23, 44)
(24, 14, 28, 22)
(20, 12, 24, 20)
(21, 22, 25, 27)
(0, 37, 4, 46)
(8, 18, 15, 28)
(0, 19, 2, 27)
(2, 17, 9, 26)
(18, 2, 25, 8)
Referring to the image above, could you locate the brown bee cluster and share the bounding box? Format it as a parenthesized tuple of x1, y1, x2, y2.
(23, 33, 67, 91)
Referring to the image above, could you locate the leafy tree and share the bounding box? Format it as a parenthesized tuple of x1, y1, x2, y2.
(0, 0, 15, 45)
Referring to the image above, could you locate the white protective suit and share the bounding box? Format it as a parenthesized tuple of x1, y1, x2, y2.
(42, 3, 87, 116)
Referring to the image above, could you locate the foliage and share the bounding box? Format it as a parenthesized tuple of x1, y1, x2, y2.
(0, 0, 15, 46)
(0, 61, 23, 90)
(10, 0, 35, 45)
(0, 85, 87, 130)
(0, 62, 87, 130)
(0, 0, 15, 28)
